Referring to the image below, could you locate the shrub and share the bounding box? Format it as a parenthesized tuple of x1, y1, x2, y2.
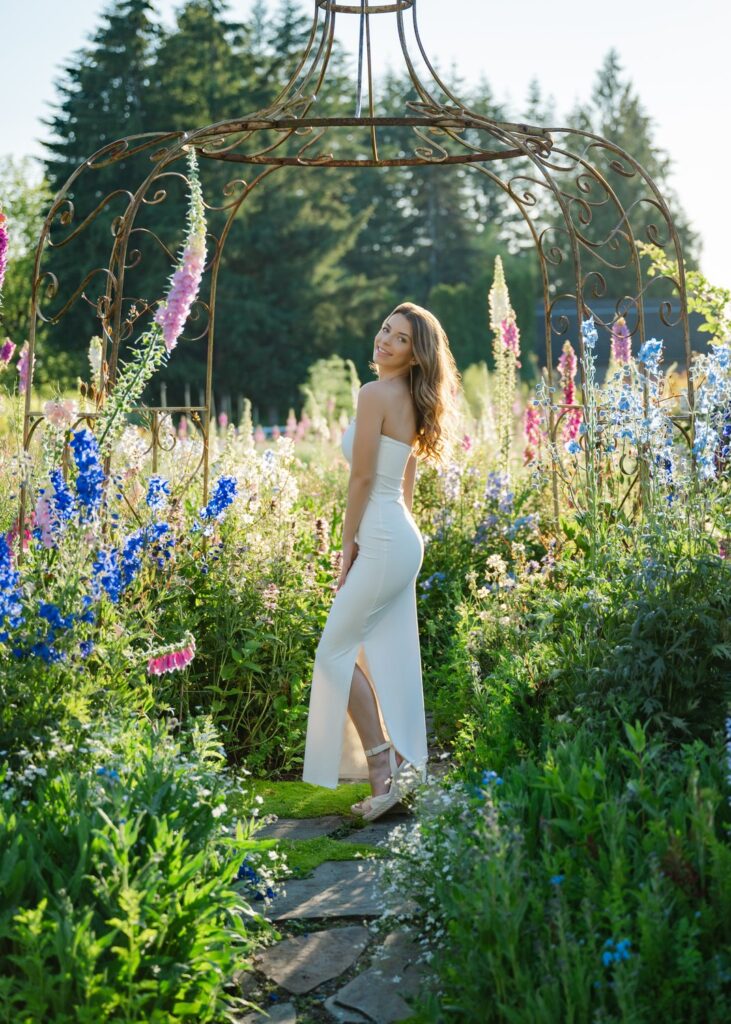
(381, 723, 731, 1023)
(0, 713, 278, 1023)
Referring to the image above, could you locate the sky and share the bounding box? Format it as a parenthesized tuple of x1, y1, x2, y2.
(2, 0, 730, 289)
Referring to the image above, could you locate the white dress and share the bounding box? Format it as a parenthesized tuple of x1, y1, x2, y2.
(301, 418, 428, 789)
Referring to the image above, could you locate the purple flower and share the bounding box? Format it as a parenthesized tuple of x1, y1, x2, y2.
(16, 341, 35, 395)
(611, 316, 632, 364)
(0, 212, 8, 292)
(0, 338, 15, 366)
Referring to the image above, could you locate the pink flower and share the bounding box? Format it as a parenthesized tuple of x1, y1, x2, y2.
(0, 337, 15, 367)
(154, 236, 206, 353)
(218, 412, 228, 430)
(611, 316, 631, 364)
(254, 425, 266, 444)
(501, 317, 521, 367)
(523, 404, 542, 464)
(0, 212, 8, 292)
(16, 341, 35, 395)
(177, 415, 189, 439)
(147, 635, 196, 676)
(462, 433, 472, 452)
(43, 398, 78, 431)
(558, 340, 577, 407)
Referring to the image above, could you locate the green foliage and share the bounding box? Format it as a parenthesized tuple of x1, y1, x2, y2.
(383, 725, 731, 1023)
(0, 713, 275, 1023)
(300, 354, 360, 426)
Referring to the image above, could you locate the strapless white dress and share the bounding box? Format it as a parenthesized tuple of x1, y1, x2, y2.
(301, 418, 428, 788)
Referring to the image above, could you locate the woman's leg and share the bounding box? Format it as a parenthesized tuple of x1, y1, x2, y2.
(348, 663, 403, 796)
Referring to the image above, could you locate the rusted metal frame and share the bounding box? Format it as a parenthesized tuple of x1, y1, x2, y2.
(430, 117, 580, 527)
(542, 139, 648, 512)
(549, 128, 694, 416)
(317, 1, 414, 12)
(364, 6, 378, 161)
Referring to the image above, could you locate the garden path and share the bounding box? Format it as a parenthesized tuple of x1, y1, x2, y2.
(237, 713, 445, 1023)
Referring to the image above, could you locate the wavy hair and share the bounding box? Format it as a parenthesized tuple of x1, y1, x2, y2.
(369, 301, 463, 466)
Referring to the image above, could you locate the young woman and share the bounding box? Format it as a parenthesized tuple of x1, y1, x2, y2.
(301, 302, 462, 821)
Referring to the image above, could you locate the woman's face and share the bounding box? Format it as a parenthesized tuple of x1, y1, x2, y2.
(373, 312, 414, 374)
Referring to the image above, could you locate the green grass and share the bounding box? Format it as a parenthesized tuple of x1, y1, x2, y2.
(241, 834, 383, 877)
(245, 779, 371, 818)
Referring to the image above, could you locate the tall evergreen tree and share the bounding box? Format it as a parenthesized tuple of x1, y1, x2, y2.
(40, 0, 159, 375)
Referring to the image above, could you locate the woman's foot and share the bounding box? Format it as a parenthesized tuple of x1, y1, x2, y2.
(350, 741, 404, 816)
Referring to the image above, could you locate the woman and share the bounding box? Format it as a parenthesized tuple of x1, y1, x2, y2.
(302, 302, 462, 821)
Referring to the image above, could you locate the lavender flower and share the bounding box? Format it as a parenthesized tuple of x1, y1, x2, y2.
(0, 337, 15, 368)
(611, 316, 632, 364)
(16, 341, 35, 395)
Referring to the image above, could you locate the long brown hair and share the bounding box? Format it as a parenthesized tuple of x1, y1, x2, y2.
(370, 301, 463, 466)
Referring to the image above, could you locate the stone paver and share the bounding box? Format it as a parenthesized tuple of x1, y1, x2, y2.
(257, 814, 346, 841)
(268, 861, 384, 920)
(327, 930, 424, 1023)
(254, 926, 372, 993)
(239, 1000, 297, 1024)
(323, 993, 372, 1022)
(340, 815, 412, 847)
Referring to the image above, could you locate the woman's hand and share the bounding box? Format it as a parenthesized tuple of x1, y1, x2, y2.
(336, 540, 359, 591)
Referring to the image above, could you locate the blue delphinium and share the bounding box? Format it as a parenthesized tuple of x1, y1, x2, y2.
(146, 475, 170, 513)
(38, 602, 76, 632)
(0, 535, 24, 642)
(92, 547, 123, 604)
(69, 428, 105, 518)
(48, 468, 76, 524)
(192, 475, 238, 533)
(637, 338, 663, 371)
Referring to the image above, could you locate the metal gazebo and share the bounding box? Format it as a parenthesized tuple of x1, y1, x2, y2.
(20, 0, 694, 532)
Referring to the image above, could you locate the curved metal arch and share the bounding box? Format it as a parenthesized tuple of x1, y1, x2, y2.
(19, 0, 693, 544)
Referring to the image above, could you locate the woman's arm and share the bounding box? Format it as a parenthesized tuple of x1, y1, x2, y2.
(337, 384, 383, 589)
(403, 453, 417, 513)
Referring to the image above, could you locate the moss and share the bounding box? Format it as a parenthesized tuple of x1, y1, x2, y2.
(241, 834, 383, 877)
(245, 778, 371, 818)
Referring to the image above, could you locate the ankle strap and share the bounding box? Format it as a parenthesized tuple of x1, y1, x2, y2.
(364, 741, 391, 757)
